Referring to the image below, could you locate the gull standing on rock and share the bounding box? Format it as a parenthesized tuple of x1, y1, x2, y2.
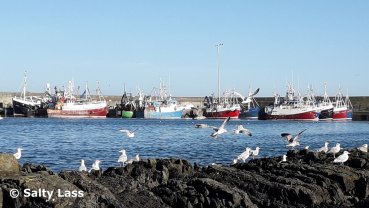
(281, 129, 307, 143)
(127, 154, 140, 164)
(236, 147, 251, 163)
(13, 148, 23, 160)
(317, 142, 329, 153)
(118, 149, 128, 166)
(89, 160, 101, 172)
(328, 143, 341, 158)
(279, 155, 287, 163)
(120, 129, 136, 138)
(250, 147, 260, 159)
(233, 125, 252, 136)
(333, 151, 350, 165)
(79, 159, 87, 172)
(210, 117, 230, 138)
(357, 144, 368, 153)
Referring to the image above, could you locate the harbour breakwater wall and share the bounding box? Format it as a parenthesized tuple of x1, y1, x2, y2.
(1, 149, 369, 207)
(1, 92, 369, 120)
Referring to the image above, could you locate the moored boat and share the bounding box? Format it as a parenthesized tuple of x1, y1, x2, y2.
(316, 85, 334, 120)
(332, 88, 352, 120)
(258, 83, 318, 121)
(142, 82, 184, 119)
(47, 81, 108, 118)
(203, 91, 241, 119)
(239, 88, 260, 119)
(117, 91, 135, 119)
(12, 72, 49, 117)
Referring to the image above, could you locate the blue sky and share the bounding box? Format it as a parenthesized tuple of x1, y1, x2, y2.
(0, 1, 368, 97)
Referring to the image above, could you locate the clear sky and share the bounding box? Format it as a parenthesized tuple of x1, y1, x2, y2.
(0, 1, 368, 97)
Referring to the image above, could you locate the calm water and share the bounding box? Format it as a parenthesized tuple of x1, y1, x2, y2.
(0, 118, 368, 172)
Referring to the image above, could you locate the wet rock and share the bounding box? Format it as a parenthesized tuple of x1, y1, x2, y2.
(0, 154, 20, 173)
(22, 163, 53, 174)
(1, 151, 369, 207)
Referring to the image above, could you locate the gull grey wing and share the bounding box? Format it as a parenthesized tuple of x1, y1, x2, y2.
(219, 117, 231, 129)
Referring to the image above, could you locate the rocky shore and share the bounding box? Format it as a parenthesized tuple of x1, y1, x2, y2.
(1, 148, 369, 208)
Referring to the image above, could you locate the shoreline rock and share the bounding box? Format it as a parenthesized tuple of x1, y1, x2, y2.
(0, 149, 369, 207)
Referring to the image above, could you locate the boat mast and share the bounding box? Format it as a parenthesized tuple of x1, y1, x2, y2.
(215, 43, 223, 104)
(22, 71, 27, 100)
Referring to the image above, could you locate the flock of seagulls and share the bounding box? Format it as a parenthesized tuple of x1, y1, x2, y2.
(196, 117, 252, 138)
(195, 117, 368, 165)
(76, 127, 141, 172)
(9, 118, 368, 172)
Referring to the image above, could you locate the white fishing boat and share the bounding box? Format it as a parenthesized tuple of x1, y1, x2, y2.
(259, 83, 319, 120)
(47, 81, 108, 118)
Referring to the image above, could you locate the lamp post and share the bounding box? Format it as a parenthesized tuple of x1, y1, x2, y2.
(215, 43, 223, 104)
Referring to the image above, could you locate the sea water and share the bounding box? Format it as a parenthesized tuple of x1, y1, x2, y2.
(0, 118, 368, 172)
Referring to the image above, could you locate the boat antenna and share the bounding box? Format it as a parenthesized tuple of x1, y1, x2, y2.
(22, 70, 27, 99)
(215, 43, 223, 104)
(168, 73, 171, 97)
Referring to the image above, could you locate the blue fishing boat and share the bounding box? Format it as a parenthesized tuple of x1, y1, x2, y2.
(141, 82, 184, 119)
(239, 88, 260, 119)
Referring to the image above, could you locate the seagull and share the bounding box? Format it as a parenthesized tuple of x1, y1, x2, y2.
(79, 159, 87, 172)
(333, 151, 350, 165)
(250, 147, 260, 159)
(279, 155, 287, 163)
(195, 124, 216, 128)
(281, 129, 307, 143)
(127, 154, 140, 164)
(317, 142, 329, 153)
(357, 144, 368, 153)
(233, 125, 252, 136)
(304, 146, 309, 150)
(117, 149, 128, 166)
(89, 160, 101, 172)
(13, 148, 23, 160)
(120, 129, 136, 137)
(236, 147, 251, 163)
(286, 139, 300, 149)
(210, 117, 230, 138)
(328, 143, 341, 158)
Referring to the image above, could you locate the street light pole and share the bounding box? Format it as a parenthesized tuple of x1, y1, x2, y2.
(215, 43, 223, 104)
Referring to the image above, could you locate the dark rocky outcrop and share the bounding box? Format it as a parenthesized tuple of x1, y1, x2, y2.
(1, 150, 369, 207)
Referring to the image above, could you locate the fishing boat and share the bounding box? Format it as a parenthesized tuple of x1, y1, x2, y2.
(117, 91, 135, 118)
(315, 85, 334, 120)
(47, 81, 108, 118)
(203, 91, 242, 119)
(239, 88, 260, 119)
(203, 43, 241, 119)
(258, 83, 318, 120)
(12, 72, 49, 117)
(332, 88, 353, 120)
(142, 82, 184, 119)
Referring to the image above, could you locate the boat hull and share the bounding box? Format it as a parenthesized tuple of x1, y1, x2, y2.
(12, 98, 47, 117)
(203, 109, 240, 119)
(143, 109, 183, 119)
(333, 109, 353, 120)
(239, 107, 260, 119)
(47, 106, 108, 118)
(259, 107, 318, 121)
(318, 108, 333, 120)
(121, 110, 134, 118)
